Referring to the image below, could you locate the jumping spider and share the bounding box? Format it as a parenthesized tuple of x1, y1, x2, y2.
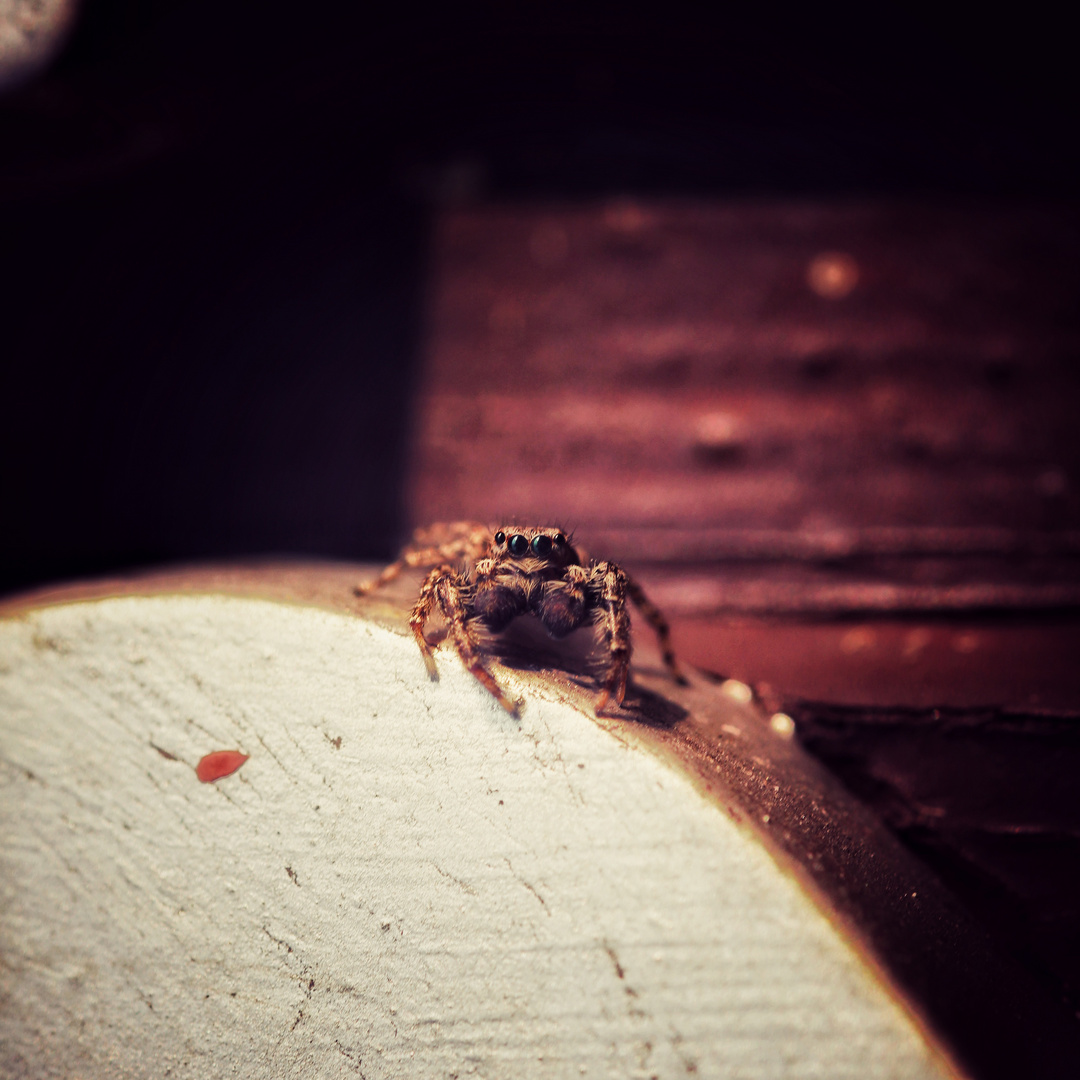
(355, 521, 686, 716)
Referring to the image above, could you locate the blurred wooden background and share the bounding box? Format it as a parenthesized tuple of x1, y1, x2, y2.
(414, 202, 1080, 592)
(408, 200, 1080, 706)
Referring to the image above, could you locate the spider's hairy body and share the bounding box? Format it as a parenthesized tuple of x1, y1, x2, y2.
(356, 521, 685, 716)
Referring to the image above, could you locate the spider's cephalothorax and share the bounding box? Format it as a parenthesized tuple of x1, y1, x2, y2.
(355, 521, 686, 716)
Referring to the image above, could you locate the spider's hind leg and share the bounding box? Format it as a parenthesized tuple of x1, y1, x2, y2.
(355, 520, 492, 596)
(625, 576, 688, 685)
(354, 555, 409, 596)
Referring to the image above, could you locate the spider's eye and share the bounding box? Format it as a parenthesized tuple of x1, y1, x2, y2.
(494, 531, 506, 545)
(554, 533, 566, 545)
(508, 534, 529, 557)
(531, 534, 553, 557)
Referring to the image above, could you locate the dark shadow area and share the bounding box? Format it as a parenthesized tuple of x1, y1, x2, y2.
(790, 702, 1080, 1018)
(615, 682, 688, 729)
(1, 167, 426, 592)
(487, 618, 601, 679)
(422, 606, 688, 726)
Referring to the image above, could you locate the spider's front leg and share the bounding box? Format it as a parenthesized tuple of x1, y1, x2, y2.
(409, 565, 454, 678)
(411, 564, 521, 716)
(588, 561, 632, 714)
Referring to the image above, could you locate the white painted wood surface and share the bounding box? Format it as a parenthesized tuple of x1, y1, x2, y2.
(0, 595, 957, 1078)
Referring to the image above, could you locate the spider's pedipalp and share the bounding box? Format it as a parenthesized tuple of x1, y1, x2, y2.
(537, 568, 588, 639)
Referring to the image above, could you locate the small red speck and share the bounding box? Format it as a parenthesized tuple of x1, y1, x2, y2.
(196, 750, 249, 782)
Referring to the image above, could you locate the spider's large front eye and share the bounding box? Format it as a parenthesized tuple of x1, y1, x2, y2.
(531, 534, 553, 557)
(494, 531, 506, 545)
(508, 534, 529, 557)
